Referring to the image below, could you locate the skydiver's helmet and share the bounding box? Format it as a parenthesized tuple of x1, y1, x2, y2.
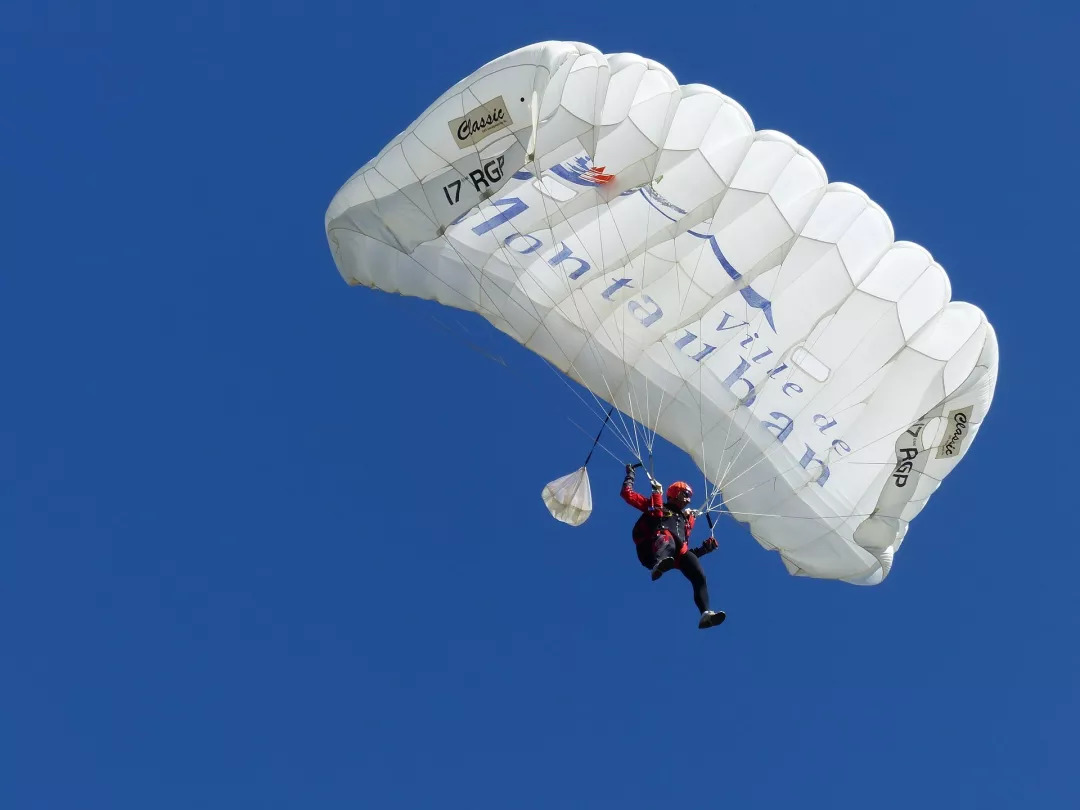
(666, 481, 693, 510)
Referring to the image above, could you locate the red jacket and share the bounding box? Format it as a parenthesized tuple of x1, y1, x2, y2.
(621, 480, 696, 549)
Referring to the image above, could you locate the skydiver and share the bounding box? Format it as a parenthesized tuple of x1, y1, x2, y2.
(621, 464, 726, 629)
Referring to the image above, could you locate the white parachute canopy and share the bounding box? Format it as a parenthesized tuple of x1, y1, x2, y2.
(542, 466, 593, 526)
(325, 41, 998, 585)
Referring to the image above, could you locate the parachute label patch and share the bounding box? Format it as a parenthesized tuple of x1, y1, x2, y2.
(891, 421, 924, 489)
(936, 406, 972, 459)
(449, 96, 514, 148)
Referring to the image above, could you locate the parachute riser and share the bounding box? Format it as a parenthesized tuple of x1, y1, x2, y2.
(582, 404, 616, 467)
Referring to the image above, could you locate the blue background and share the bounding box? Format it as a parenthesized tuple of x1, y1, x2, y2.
(5, 2, 1077, 807)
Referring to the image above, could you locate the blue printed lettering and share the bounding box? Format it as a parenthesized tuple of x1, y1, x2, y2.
(673, 330, 716, 361)
(627, 296, 663, 327)
(722, 358, 757, 407)
(601, 278, 633, 300)
(715, 312, 749, 332)
(504, 233, 543, 254)
(762, 412, 794, 443)
(799, 445, 830, 486)
(813, 414, 838, 433)
(674, 330, 698, 351)
(548, 242, 591, 280)
(471, 197, 528, 236)
(702, 238, 776, 332)
(690, 344, 717, 362)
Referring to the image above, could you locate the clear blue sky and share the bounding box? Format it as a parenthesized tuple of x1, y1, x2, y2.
(5, 2, 1077, 808)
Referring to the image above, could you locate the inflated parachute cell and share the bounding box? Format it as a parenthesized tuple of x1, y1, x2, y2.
(325, 41, 998, 585)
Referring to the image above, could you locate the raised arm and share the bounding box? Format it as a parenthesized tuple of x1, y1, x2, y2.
(621, 464, 662, 513)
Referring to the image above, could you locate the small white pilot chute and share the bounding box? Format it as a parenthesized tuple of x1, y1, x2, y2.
(542, 466, 593, 526)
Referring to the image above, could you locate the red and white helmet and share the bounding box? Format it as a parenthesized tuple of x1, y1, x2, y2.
(666, 481, 693, 501)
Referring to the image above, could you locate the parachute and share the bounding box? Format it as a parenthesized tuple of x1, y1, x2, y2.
(325, 41, 998, 585)
(541, 466, 593, 527)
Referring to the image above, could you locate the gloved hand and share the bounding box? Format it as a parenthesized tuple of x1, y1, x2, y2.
(623, 463, 636, 486)
(651, 479, 663, 493)
(690, 537, 718, 557)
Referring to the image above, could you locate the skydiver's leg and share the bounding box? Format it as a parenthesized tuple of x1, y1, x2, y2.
(677, 552, 726, 628)
(675, 551, 710, 614)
